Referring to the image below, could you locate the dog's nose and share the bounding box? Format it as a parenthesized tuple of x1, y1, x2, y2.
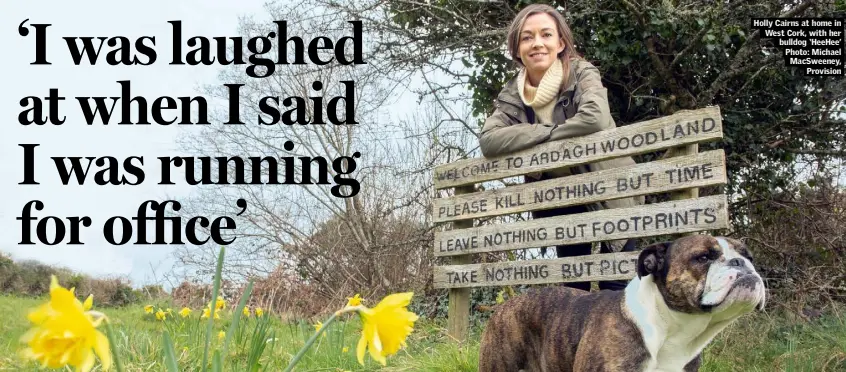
(728, 258, 745, 267)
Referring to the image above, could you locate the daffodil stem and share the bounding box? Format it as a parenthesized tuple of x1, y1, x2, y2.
(202, 246, 226, 372)
(282, 307, 358, 372)
(103, 320, 125, 372)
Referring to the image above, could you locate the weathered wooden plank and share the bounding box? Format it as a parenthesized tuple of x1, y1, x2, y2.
(434, 194, 728, 257)
(670, 141, 702, 236)
(446, 185, 473, 343)
(433, 106, 723, 189)
(433, 150, 726, 223)
(433, 251, 641, 289)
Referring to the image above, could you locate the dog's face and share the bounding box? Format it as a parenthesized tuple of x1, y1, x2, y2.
(637, 235, 766, 315)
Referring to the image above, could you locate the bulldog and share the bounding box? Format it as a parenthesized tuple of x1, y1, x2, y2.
(478, 234, 766, 372)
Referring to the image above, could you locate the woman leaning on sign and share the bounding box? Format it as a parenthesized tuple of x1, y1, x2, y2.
(479, 4, 643, 292)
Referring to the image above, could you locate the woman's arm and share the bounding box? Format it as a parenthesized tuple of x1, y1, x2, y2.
(479, 106, 556, 158)
(549, 62, 615, 140)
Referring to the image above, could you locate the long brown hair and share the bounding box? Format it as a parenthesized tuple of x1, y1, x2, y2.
(505, 4, 582, 84)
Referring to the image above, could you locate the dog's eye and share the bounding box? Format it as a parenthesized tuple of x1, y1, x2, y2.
(697, 254, 710, 263)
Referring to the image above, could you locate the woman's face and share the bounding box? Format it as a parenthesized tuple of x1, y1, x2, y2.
(518, 13, 564, 78)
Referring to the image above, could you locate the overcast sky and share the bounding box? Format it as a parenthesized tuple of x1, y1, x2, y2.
(1, 0, 272, 287)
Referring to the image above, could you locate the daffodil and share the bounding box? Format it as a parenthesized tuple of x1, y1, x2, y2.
(354, 292, 418, 366)
(214, 296, 226, 311)
(178, 307, 191, 318)
(282, 292, 419, 372)
(342, 346, 349, 353)
(242, 305, 251, 317)
(155, 309, 167, 321)
(144, 305, 153, 314)
(313, 321, 327, 337)
(201, 307, 220, 320)
(19, 275, 112, 372)
(255, 307, 264, 317)
(346, 294, 362, 307)
(217, 331, 225, 342)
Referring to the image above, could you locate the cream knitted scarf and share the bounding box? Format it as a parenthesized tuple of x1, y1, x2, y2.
(517, 58, 563, 124)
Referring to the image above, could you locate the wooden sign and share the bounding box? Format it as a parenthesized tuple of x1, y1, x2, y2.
(434, 194, 728, 257)
(434, 251, 641, 289)
(433, 150, 726, 223)
(433, 106, 722, 189)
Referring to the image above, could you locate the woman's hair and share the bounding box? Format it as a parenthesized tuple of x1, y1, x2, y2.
(505, 4, 582, 76)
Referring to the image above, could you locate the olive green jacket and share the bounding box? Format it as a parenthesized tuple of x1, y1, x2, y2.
(479, 58, 643, 249)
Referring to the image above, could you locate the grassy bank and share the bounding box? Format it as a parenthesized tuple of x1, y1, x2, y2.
(1, 294, 843, 371)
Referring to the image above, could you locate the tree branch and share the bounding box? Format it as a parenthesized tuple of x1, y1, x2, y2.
(670, 17, 712, 68)
(697, 0, 816, 104)
(784, 148, 846, 157)
(621, 0, 695, 109)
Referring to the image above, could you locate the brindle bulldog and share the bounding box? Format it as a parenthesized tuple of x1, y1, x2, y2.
(478, 234, 766, 372)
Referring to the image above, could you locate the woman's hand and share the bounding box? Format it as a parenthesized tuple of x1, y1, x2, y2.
(479, 103, 557, 158)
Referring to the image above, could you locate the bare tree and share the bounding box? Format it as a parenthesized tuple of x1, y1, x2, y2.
(166, 1, 447, 305)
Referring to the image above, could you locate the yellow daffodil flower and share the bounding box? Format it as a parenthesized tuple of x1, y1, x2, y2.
(179, 307, 191, 318)
(155, 309, 167, 321)
(201, 307, 220, 320)
(343, 346, 349, 353)
(346, 294, 362, 307)
(242, 306, 251, 317)
(313, 321, 327, 338)
(217, 331, 225, 341)
(19, 275, 112, 372)
(255, 307, 264, 317)
(144, 305, 153, 314)
(214, 296, 225, 311)
(354, 292, 418, 366)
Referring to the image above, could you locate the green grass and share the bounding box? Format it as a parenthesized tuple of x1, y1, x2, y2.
(1, 294, 844, 371)
(698, 306, 846, 372)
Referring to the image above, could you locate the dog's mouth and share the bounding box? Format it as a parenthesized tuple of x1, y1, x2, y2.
(699, 275, 765, 312)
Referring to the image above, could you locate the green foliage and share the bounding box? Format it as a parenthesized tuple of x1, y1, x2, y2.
(66, 273, 86, 292)
(142, 284, 168, 300)
(0, 253, 141, 307)
(415, 285, 523, 326)
(0, 258, 62, 296)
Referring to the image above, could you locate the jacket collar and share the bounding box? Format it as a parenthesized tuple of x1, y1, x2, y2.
(497, 58, 580, 107)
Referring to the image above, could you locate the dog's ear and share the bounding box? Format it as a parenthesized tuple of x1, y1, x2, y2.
(637, 241, 672, 278)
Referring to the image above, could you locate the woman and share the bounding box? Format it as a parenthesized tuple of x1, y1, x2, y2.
(479, 4, 643, 292)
